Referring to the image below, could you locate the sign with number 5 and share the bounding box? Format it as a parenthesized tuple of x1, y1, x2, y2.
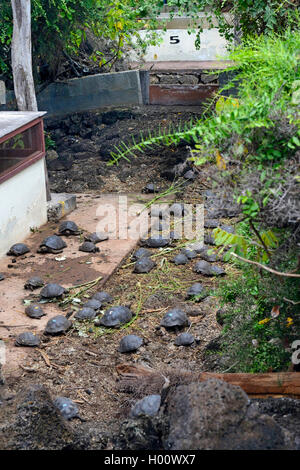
(170, 35, 180, 44)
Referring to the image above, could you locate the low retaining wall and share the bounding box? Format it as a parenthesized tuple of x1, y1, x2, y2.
(1, 64, 234, 112)
(1, 70, 144, 117)
(38, 70, 143, 117)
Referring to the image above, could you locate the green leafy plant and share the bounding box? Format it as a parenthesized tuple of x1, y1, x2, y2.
(213, 226, 279, 264)
(0, 0, 168, 80)
(214, 255, 299, 373)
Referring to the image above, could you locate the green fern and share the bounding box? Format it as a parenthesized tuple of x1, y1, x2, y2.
(107, 119, 199, 166)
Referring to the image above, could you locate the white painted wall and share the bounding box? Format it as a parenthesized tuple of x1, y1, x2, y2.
(130, 28, 228, 62)
(0, 158, 47, 258)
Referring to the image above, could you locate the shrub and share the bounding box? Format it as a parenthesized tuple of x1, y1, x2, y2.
(0, 0, 165, 81)
(215, 254, 299, 373)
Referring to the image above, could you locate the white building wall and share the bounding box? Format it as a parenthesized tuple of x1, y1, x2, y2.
(130, 28, 228, 62)
(0, 158, 47, 258)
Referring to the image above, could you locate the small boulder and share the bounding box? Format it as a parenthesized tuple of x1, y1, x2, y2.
(164, 379, 287, 450)
(130, 395, 161, 418)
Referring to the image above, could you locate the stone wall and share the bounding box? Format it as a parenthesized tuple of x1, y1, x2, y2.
(150, 71, 218, 85)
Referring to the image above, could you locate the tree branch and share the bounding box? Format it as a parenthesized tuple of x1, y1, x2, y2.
(230, 252, 300, 278)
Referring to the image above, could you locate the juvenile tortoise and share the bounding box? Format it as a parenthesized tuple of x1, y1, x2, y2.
(7, 243, 30, 257)
(15, 332, 40, 347)
(44, 315, 72, 335)
(58, 220, 80, 236)
(38, 235, 67, 254)
(79, 242, 99, 253)
(25, 304, 46, 319)
(84, 232, 108, 244)
(40, 283, 65, 299)
(24, 276, 44, 291)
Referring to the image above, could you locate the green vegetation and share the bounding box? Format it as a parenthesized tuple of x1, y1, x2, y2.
(170, 0, 300, 44)
(0, 0, 167, 81)
(113, 24, 300, 166)
(1, 1, 298, 84)
(216, 256, 299, 372)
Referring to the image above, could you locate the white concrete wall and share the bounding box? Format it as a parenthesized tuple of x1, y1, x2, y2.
(130, 28, 228, 62)
(0, 158, 47, 258)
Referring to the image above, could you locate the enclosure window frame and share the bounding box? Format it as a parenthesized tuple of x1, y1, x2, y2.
(0, 117, 46, 185)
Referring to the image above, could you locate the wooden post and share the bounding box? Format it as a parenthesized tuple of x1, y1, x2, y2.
(0, 81, 6, 105)
(11, 0, 38, 112)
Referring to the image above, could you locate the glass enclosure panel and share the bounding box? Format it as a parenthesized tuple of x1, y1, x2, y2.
(0, 123, 42, 176)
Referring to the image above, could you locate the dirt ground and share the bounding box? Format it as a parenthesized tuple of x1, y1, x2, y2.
(46, 105, 204, 194)
(1, 104, 237, 433)
(1, 196, 233, 433)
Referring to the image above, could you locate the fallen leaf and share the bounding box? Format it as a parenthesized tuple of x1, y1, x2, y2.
(271, 305, 280, 319)
(216, 150, 226, 170)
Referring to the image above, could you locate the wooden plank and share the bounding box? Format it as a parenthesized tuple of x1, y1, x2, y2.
(130, 60, 233, 72)
(116, 364, 300, 398)
(149, 84, 218, 105)
(199, 372, 300, 397)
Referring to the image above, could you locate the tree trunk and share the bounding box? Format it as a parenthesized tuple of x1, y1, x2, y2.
(11, 0, 37, 111)
(233, 1, 242, 47)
